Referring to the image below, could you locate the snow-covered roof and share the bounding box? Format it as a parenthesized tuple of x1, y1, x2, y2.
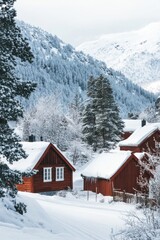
(1, 141, 75, 173)
(8, 142, 50, 172)
(81, 150, 132, 180)
(119, 123, 160, 147)
(123, 119, 146, 132)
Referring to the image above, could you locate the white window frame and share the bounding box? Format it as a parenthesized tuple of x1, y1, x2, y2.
(43, 167, 52, 182)
(56, 167, 64, 181)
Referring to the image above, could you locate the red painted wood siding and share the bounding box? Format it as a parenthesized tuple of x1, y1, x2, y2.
(17, 176, 34, 192)
(83, 178, 112, 196)
(112, 158, 141, 194)
(139, 131, 160, 152)
(120, 146, 141, 152)
(122, 132, 133, 140)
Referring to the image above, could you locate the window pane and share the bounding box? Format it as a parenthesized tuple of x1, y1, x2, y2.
(43, 168, 52, 182)
(56, 167, 64, 181)
(57, 168, 59, 179)
(60, 168, 63, 178)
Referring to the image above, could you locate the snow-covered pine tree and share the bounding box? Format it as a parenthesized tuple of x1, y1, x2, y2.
(82, 102, 97, 149)
(82, 76, 97, 151)
(0, 0, 36, 214)
(95, 75, 124, 150)
(82, 75, 124, 151)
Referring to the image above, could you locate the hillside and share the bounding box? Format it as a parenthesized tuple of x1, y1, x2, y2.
(16, 21, 155, 117)
(78, 22, 160, 94)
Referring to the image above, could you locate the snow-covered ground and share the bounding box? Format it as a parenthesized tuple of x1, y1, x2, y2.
(0, 183, 138, 240)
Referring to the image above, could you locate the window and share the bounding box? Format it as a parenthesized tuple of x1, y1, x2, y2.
(43, 167, 52, 182)
(56, 167, 64, 181)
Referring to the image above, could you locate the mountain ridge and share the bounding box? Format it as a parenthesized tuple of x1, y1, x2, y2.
(16, 21, 155, 118)
(77, 22, 160, 93)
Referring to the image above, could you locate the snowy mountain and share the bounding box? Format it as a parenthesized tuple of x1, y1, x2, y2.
(16, 21, 155, 117)
(77, 22, 160, 94)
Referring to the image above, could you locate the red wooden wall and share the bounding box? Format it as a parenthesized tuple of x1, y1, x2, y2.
(17, 176, 34, 192)
(112, 158, 141, 194)
(83, 177, 112, 196)
(122, 131, 133, 140)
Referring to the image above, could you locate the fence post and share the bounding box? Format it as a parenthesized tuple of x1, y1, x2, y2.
(113, 190, 115, 201)
(123, 190, 126, 203)
(87, 191, 89, 201)
(145, 194, 148, 207)
(95, 187, 97, 202)
(136, 192, 138, 204)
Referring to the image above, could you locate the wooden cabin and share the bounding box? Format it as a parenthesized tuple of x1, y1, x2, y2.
(81, 151, 150, 196)
(11, 142, 75, 193)
(119, 123, 160, 153)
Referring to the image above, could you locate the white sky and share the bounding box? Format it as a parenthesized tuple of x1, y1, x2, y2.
(15, 0, 160, 46)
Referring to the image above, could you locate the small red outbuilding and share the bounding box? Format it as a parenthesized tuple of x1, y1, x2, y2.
(81, 151, 149, 196)
(11, 142, 75, 193)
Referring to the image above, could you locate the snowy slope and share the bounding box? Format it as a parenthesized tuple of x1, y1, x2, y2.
(0, 191, 136, 240)
(16, 21, 155, 118)
(78, 22, 160, 93)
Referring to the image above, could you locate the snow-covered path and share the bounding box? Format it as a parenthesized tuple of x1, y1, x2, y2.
(0, 192, 135, 240)
(24, 192, 131, 239)
(37, 197, 124, 240)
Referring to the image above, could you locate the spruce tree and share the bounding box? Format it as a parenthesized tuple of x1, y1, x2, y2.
(95, 75, 124, 150)
(82, 76, 97, 151)
(82, 75, 124, 151)
(0, 0, 36, 213)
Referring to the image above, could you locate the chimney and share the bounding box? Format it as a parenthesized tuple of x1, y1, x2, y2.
(141, 119, 146, 127)
(29, 134, 36, 142)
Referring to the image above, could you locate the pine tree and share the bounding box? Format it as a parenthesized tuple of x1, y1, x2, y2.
(82, 102, 96, 147)
(82, 75, 124, 151)
(95, 75, 124, 149)
(0, 0, 36, 213)
(82, 76, 97, 151)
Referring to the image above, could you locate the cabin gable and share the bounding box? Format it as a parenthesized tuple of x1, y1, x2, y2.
(33, 146, 73, 193)
(17, 143, 75, 193)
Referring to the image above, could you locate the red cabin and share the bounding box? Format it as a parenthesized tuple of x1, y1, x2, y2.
(11, 142, 75, 193)
(81, 151, 150, 196)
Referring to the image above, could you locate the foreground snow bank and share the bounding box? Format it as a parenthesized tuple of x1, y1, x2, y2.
(0, 191, 137, 240)
(0, 193, 59, 240)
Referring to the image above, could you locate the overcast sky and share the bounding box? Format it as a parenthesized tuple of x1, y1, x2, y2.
(15, 0, 160, 46)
